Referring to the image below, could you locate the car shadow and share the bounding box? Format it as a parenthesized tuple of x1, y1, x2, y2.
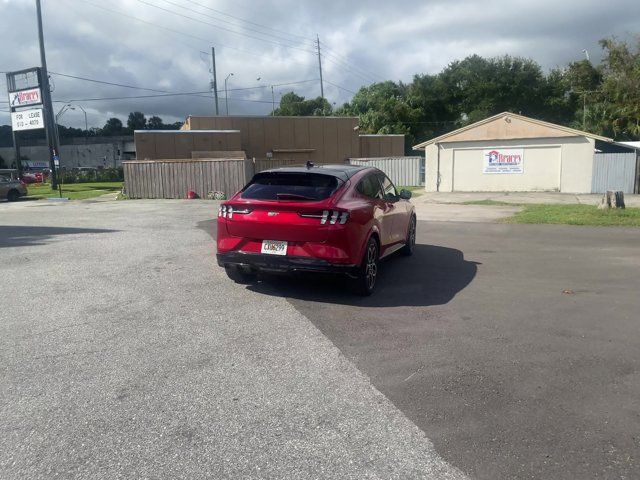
(0, 225, 118, 248)
(197, 218, 478, 307)
(245, 244, 479, 308)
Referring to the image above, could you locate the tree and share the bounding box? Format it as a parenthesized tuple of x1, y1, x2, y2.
(597, 36, 640, 139)
(101, 117, 124, 136)
(338, 81, 422, 149)
(147, 115, 164, 129)
(127, 111, 147, 131)
(439, 54, 550, 123)
(274, 92, 332, 116)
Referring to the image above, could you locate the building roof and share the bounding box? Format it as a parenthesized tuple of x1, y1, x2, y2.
(413, 112, 613, 150)
(618, 141, 640, 150)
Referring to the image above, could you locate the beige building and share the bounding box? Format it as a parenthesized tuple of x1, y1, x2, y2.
(413, 112, 621, 193)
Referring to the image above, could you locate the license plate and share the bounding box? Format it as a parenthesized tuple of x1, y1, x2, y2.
(261, 240, 287, 256)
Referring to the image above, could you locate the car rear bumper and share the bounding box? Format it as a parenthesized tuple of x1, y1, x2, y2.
(217, 251, 359, 277)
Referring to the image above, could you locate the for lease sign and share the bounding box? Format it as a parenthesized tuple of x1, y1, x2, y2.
(8, 87, 42, 107)
(11, 108, 45, 131)
(483, 148, 524, 174)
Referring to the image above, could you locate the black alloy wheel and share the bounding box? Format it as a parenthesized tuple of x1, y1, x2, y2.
(401, 215, 416, 256)
(357, 237, 379, 296)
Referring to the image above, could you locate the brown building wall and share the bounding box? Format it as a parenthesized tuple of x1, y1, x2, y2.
(184, 116, 361, 163)
(135, 130, 241, 160)
(359, 135, 405, 158)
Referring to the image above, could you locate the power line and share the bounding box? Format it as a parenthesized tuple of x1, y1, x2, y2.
(321, 46, 384, 82)
(158, 0, 315, 50)
(176, 0, 315, 43)
(50, 71, 171, 93)
(75, 0, 262, 59)
(135, 0, 316, 55)
(323, 80, 357, 95)
(49, 71, 317, 96)
(52, 91, 278, 104)
(322, 55, 378, 84)
(176, 0, 382, 85)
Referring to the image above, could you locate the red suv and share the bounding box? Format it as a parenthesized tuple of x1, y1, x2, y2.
(216, 164, 416, 295)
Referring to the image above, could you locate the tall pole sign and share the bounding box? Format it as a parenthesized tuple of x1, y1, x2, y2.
(5, 0, 60, 188)
(6, 68, 46, 175)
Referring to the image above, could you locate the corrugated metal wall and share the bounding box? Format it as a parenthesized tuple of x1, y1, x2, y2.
(591, 153, 638, 194)
(123, 159, 247, 199)
(349, 157, 424, 186)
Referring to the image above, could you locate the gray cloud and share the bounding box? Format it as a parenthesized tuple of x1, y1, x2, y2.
(1, 0, 638, 129)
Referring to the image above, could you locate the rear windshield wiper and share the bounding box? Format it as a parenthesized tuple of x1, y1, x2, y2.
(276, 193, 316, 200)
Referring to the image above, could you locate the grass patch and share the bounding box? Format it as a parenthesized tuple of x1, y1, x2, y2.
(25, 182, 123, 200)
(505, 203, 640, 227)
(462, 199, 522, 206)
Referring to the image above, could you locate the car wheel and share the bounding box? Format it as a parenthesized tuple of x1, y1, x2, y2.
(7, 190, 19, 202)
(401, 215, 416, 256)
(356, 237, 379, 296)
(224, 265, 257, 284)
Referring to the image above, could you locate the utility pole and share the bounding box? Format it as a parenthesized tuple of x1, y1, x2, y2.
(316, 35, 324, 108)
(270, 86, 276, 116)
(36, 0, 58, 188)
(211, 47, 219, 115)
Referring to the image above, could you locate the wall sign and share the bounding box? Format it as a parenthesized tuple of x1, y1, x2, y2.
(8, 87, 42, 107)
(483, 148, 524, 174)
(11, 108, 45, 131)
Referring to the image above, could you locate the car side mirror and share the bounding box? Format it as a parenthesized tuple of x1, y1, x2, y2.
(399, 189, 412, 200)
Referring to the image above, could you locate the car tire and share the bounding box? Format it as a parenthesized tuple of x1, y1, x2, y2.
(7, 190, 19, 202)
(224, 265, 257, 284)
(401, 215, 416, 256)
(356, 237, 379, 296)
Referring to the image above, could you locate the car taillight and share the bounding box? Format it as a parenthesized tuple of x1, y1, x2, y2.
(218, 205, 251, 219)
(300, 210, 349, 225)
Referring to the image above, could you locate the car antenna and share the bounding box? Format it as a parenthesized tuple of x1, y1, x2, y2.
(306, 161, 314, 170)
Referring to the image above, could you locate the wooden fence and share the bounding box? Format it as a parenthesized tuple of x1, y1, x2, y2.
(123, 158, 247, 199)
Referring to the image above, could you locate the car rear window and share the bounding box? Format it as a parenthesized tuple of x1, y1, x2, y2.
(241, 172, 341, 201)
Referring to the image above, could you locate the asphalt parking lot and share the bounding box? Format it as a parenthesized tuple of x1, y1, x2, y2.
(2, 199, 639, 479)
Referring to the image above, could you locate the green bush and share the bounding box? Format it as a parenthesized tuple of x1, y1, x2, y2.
(58, 167, 123, 184)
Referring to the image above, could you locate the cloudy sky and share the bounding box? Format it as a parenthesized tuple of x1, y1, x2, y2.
(1, 0, 638, 130)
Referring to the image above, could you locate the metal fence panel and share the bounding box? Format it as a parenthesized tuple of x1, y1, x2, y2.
(123, 158, 246, 199)
(591, 153, 637, 194)
(349, 157, 424, 186)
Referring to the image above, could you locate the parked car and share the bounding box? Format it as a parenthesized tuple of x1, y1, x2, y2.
(216, 164, 416, 295)
(0, 175, 28, 201)
(20, 173, 39, 184)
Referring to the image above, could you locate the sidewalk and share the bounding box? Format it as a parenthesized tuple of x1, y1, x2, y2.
(415, 191, 640, 207)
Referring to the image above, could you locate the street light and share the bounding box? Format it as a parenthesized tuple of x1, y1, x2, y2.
(56, 103, 88, 142)
(224, 73, 234, 116)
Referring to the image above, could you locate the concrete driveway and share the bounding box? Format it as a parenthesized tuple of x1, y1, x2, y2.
(1, 199, 639, 479)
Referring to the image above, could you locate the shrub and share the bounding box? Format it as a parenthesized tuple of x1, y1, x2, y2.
(57, 167, 124, 184)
